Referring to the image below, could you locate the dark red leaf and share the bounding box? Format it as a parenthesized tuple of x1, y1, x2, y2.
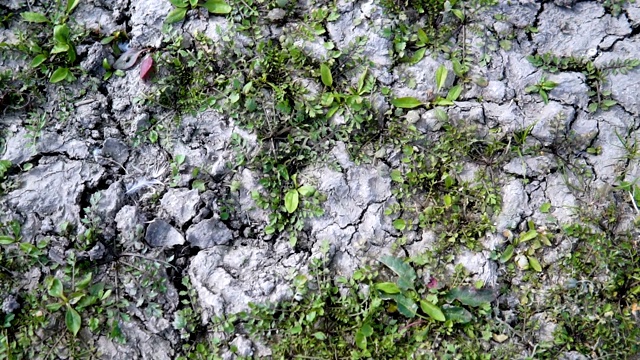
(140, 55, 153, 81)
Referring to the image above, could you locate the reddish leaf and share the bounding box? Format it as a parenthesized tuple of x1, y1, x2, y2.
(140, 55, 153, 80)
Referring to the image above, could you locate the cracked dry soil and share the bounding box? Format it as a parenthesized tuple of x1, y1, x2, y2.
(1, 0, 640, 359)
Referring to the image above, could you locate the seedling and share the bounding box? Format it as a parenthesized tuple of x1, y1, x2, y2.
(525, 76, 557, 104)
(165, 0, 232, 24)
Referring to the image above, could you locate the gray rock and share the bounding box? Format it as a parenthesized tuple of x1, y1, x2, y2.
(115, 205, 142, 235)
(3, 158, 104, 232)
(326, 0, 393, 84)
(544, 173, 578, 224)
(533, 2, 630, 57)
(102, 138, 129, 164)
(482, 81, 507, 103)
(547, 72, 590, 110)
(594, 37, 640, 115)
(2, 295, 20, 314)
(267, 8, 286, 22)
(80, 42, 108, 73)
(230, 336, 254, 357)
(145, 219, 185, 247)
(160, 189, 201, 227)
(454, 250, 497, 286)
(186, 218, 233, 248)
(96, 319, 174, 360)
(88, 242, 107, 261)
(392, 56, 453, 103)
(495, 179, 528, 232)
(129, 0, 172, 48)
(189, 246, 297, 322)
(95, 182, 125, 221)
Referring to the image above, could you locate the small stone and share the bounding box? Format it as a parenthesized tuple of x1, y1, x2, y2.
(2, 295, 20, 314)
(267, 8, 286, 22)
(160, 189, 201, 227)
(145, 219, 185, 247)
(186, 218, 233, 248)
(88, 242, 106, 261)
(102, 138, 129, 164)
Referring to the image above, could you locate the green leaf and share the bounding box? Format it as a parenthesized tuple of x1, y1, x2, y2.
(417, 28, 429, 44)
(389, 293, 418, 318)
(21, 12, 49, 23)
(445, 287, 496, 307)
(433, 97, 454, 106)
(290, 324, 302, 334)
(175, 154, 186, 165)
(65, 306, 81, 336)
(443, 194, 452, 207)
(379, 255, 416, 291)
(527, 256, 542, 272)
(169, 0, 189, 6)
(320, 63, 333, 87)
(66, 0, 81, 14)
(190, 0, 198, 7)
(540, 90, 549, 104)
(391, 97, 423, 109)
(192, 179, 206, 192)
(392, 218, 406, 231)
(53, 24, 70, 43)
(355, 329, 367, 350)
(201, 0, 232, 14)
(165, 7, 187, 24)
(49, 278, 64, 298)
(297, 185, 315, 197)
(519, 229, 538, 243)
(284, 189, 299, 213)
(452, 8, 464, 20)
(442, 305, 473, 323)
(602, 99, 617, 107)
(49, 67, 69, 84)
(435, 65, 448, 93)
(499, 244, 514, 263)
(446, 85, 462, 101)
(434, 108, 448, 121)
(76, 272, 92, 290)
(51, 43, 70, 54)
(360, 323, 373, 337)
(100, 35, 114, 45)
(540, 202, 551, 213)
(588, 102, 599, 112)
(313, 332, 326, 340)
(390, 169, 403, 183)
(408, 47, 426, 64)
(420, 300, 446, 322)
(0, 235, 15, 245)
(375, 282, 401, 294)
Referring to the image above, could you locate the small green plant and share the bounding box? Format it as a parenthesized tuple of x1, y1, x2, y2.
(527, 53, 640, 112)
(19, 0, 83, 83)
(496, 221, 551, 273)
(391, 65, 462, 109)
(525, 76, 557, 105)
(242, 249, 502, 358)
(165, 0, 231, 24)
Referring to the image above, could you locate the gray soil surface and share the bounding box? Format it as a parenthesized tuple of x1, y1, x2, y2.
(1, 0, 640, 359)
